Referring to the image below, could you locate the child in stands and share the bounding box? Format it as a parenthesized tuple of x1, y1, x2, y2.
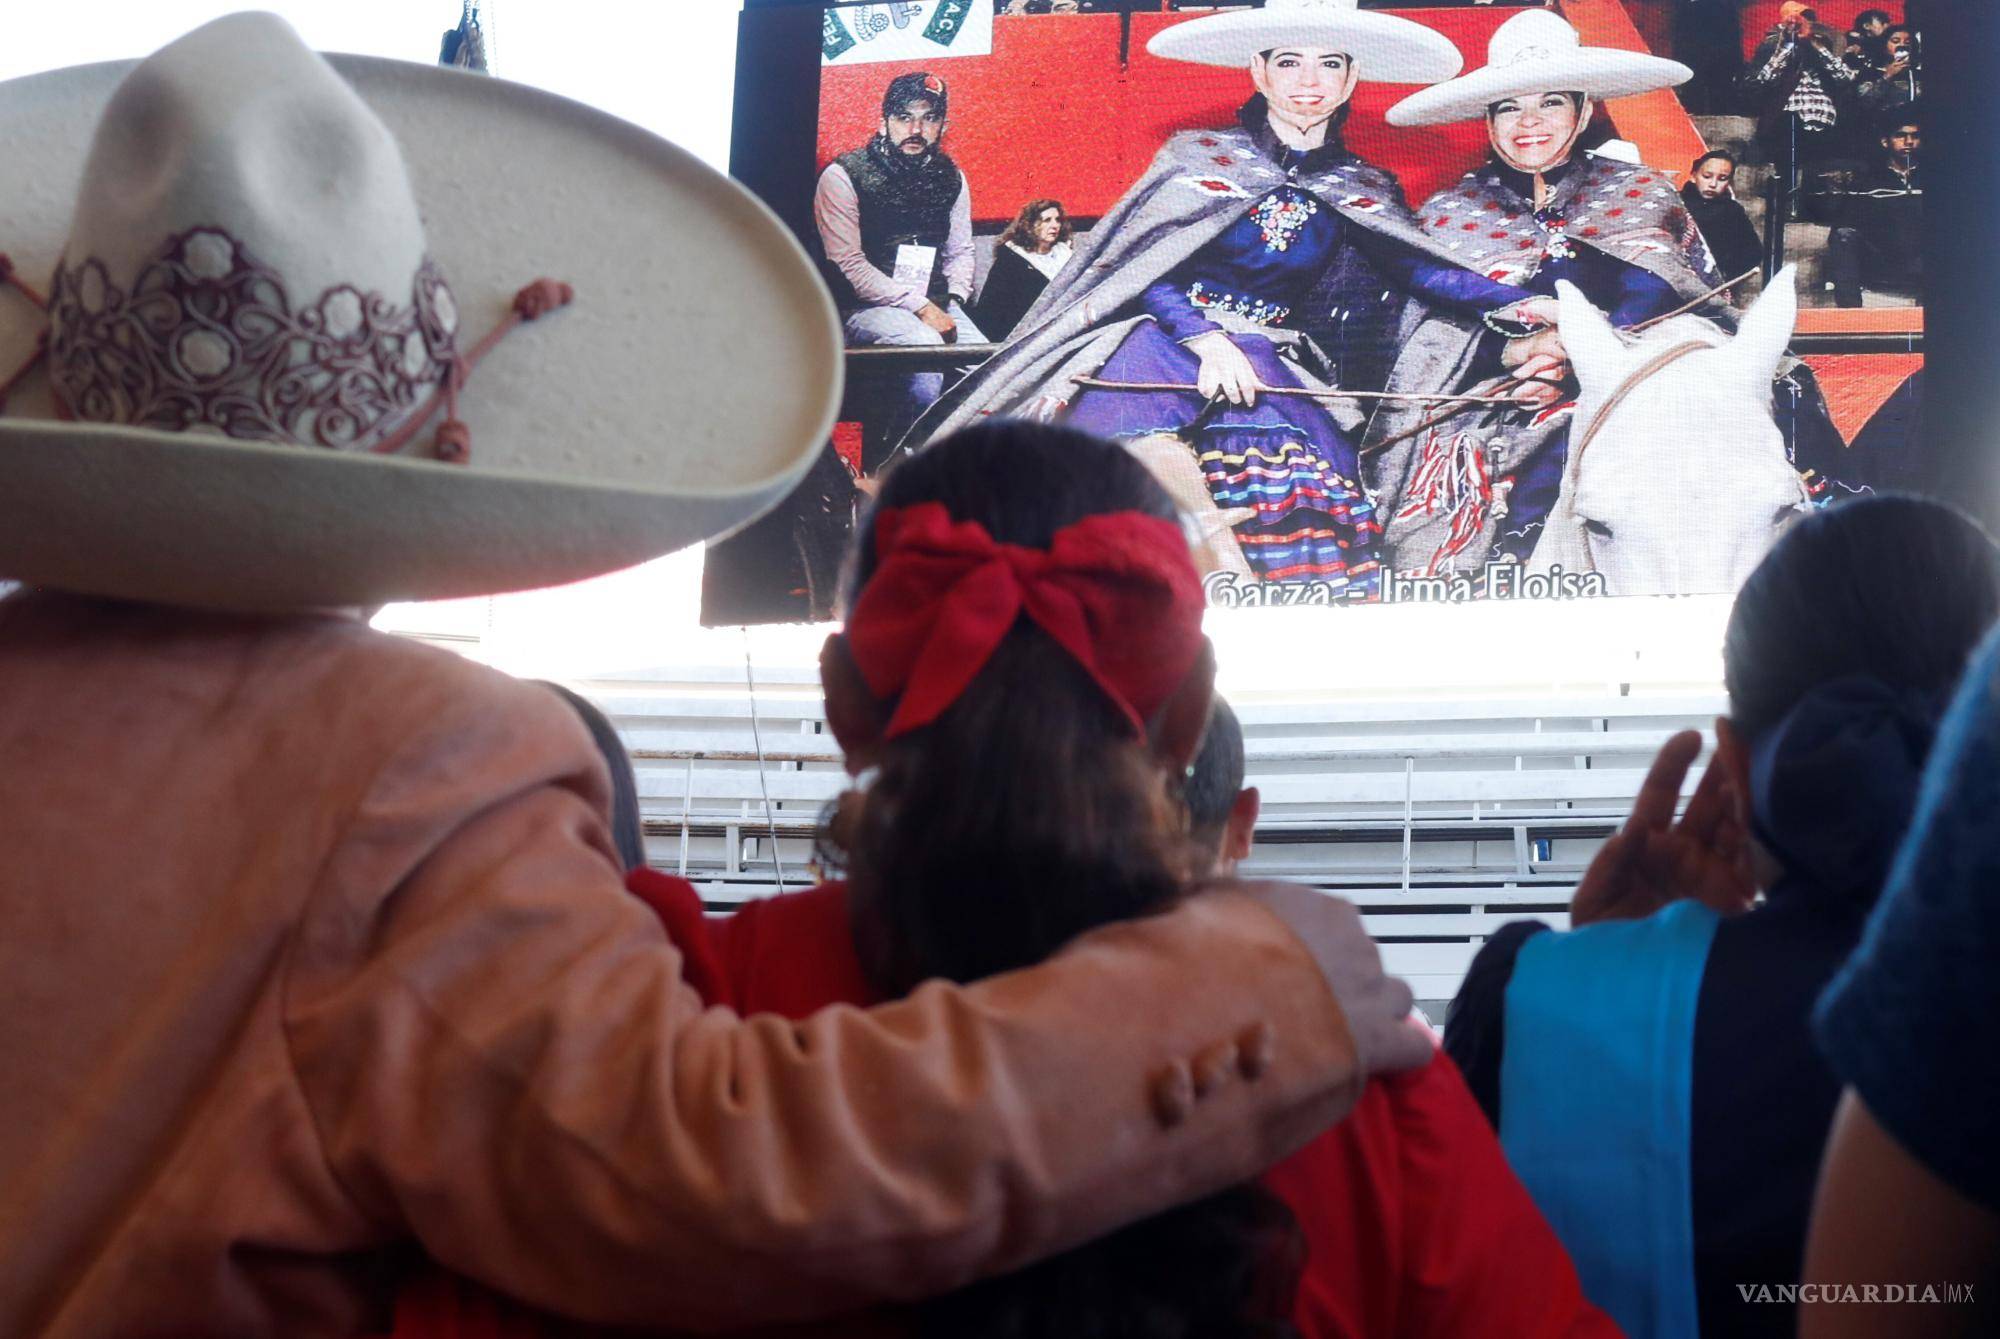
(1682, 150, 1766, 296)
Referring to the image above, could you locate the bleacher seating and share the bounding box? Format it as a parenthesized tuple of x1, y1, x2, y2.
(571, 672, 1721, 1005)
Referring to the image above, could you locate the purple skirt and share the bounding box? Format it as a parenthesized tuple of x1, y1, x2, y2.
(1066, 322, 1382, 592)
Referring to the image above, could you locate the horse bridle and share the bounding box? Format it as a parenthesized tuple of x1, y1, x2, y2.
(1566, 340, 1712, 472)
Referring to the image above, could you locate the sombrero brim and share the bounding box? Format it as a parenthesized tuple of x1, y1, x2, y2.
(0, 53, 841, 611)
(1386, 50, 1691, 126)
(1146, 11, 1464, 84)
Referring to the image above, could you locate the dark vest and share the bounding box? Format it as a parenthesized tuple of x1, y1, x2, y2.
(833, 139, 961, 307)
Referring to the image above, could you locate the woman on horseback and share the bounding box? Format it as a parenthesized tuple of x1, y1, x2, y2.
(1365, 10, 1720, 576)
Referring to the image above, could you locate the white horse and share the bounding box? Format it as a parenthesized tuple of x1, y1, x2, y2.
(1529, 266, 1812, 596)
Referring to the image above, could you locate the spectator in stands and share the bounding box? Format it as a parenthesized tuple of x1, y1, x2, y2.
(1682, 149, 1766, 293)
(541, 683, 647, 873)
(1825, 110, 1922, 307)
(1857, 24, 1921, 114)
(971, 197, 1074, 341)
(1444, 496, 2000, 1339)
(1843, 7, 1895, 72)
(1745, 3, 1858, 220)
(1801, 623, 2000, 1338)
(815, 71, 985, 465)
(0, 20, 1430, 1336)
(531, 434, 1616, 1339)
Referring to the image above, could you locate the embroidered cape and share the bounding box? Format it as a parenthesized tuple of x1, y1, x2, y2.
(913, 109, 1480, 446)
(1363, 156, 1731, 575)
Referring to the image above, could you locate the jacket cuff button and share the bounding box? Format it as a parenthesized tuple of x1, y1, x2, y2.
(1237, 1020, 1276, 1080)
(1151, 1058, 1195, 1129)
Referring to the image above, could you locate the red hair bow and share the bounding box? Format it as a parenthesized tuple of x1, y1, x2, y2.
(846, 503, 1205, 740)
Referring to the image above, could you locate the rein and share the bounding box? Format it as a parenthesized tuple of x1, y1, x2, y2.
(1567, 340, 1711, 475)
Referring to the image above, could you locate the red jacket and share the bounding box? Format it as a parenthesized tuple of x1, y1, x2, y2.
(390, 874, 1620, 1339)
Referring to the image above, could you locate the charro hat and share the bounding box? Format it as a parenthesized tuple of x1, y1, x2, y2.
(1386, 10, 1689, 127)
(0, 12, 840, 611)
(1146, 0, 1463, 85)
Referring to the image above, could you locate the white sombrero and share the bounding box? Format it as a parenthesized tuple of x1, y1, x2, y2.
(1147, 0, 1463, 85)
(0, 12, 840, 612)
(1386, 10, 1689, 126)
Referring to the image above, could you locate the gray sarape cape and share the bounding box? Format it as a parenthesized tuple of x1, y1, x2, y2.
(913, 116, 1487, 445)
(1362, 156, 1730, 575)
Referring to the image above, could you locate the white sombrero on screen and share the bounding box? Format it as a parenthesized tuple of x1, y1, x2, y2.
(1147, 0, 1463, 85)
(1386, 10, 1690, 126)
(0, 12, 840, 611)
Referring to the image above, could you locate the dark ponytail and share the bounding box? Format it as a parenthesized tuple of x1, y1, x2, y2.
(834, 422, 1304, 1339)
(1724, 496, 2000, 905)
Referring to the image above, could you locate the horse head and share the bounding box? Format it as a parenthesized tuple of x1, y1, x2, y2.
(1529, 266, 1811, 596)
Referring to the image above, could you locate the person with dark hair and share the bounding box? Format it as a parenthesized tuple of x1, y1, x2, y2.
(1175, 696, 1621, 1338)
(1857, 24, 1921, 114)
(816, 71, 986, 468)
(1824, 110, 1922, 307)
(970, 198, 1074, 341)
(540, 682, 647, 873)
(1745, 3, 1858, 221)
(1843, 8, 1895, 73)
(1682, 149, 1766, 294)
(1801, 624, 2000, 1338)
(1187, 697, 1261, 870)
(1445, 496, 2000, 1339)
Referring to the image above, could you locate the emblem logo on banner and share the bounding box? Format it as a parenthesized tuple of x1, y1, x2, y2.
(821, 1, 994, 66)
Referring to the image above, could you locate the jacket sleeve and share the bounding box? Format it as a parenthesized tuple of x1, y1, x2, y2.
(282, 676, 1363, 1331)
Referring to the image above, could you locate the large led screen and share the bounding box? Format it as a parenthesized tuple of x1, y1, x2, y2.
(704, 0, 1929, 625)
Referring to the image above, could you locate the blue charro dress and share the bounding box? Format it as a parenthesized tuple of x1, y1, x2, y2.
(1065, 135, 1524, 596)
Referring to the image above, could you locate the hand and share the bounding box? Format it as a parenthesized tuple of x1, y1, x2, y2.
(1504, 296, 1562, 331)
(1882, 57, 1910, 78)
(1505, 352, 1569, 408)
(1501, 326, 1566, 370)
(1186, 331, 1264, 407)
(916, 301, 958, 344)
(1569, 730, 1759, 927)
(1218, 879, 1434, 1077)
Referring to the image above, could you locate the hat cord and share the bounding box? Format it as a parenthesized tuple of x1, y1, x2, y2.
(0, 255, 49, 414)
(369, 277, 574, 464)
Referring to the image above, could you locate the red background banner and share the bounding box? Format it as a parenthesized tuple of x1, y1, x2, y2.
(818, 6, 1701, 225)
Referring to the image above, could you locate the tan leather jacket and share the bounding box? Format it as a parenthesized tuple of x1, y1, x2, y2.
(0, 593, 1360, 1336)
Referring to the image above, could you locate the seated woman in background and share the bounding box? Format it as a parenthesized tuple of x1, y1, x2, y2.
(971, 198, 1074, 341)
(1445, 496, 2000, 1339)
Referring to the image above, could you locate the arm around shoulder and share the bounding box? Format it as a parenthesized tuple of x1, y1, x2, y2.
(281, 680, 1373, 1330)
